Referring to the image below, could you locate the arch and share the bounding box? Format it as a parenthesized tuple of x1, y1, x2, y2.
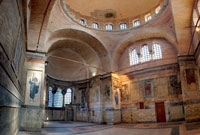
(46, 29, 111, 72)
(65, 88, 72, 104)
(46, 47, 90, 81)
(54, 88, 63, 107)
(112, 30, 178, 71)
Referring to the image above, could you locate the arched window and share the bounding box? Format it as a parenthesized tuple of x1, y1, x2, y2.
(152, 43, 162, 59)
(48, 87, 53, 107)
(145, 14, 152, 22)
(129, 49, 140, 65)
(120, 23, 127, 30)
(106, 24, 113, 31)
(65, 88, 72, 105)
(54, 88, 62, 107)
(133, 20, 140, 27)
(141, 45, 151, 62)
(93, 23, 99, 29)
(147, 16, 152, 21)
(155, 6, 161, 14)
(80, 19, 86, 25)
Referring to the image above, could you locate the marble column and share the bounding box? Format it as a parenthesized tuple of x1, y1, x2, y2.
(52, 86, 57, 107)
(62, 89, 67, 108)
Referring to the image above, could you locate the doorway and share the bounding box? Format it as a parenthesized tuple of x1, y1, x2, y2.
(155, 102, 166, 122)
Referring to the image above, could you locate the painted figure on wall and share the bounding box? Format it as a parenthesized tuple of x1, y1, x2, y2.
(25, 70, 42, 106)
(169, 75, 181, 95)
(112, 77, 120, 88)
(142, 79, 153, 98)
(121, 84, 129, 102)
(29, 73, 40, 100)
(144, 81, 152, 97)
(114, 91, 119, 105)
(104, 84, 110, 100)
(186, 69, 197, 91)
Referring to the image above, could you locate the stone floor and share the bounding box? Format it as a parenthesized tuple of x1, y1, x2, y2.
(18, 121, 200, 135)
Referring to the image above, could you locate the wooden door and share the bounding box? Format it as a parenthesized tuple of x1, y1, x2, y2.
(139, 102, 144, 109)
(155, 102, 166, 122)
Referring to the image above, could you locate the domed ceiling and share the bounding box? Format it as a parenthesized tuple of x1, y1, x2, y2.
(65, 0, 163, 19)
(45, 29, 110, 81)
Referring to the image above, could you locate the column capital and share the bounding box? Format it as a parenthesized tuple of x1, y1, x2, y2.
(62, 89, 67, 95)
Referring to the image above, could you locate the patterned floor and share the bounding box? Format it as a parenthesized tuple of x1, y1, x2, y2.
(18, 121, 200, 135)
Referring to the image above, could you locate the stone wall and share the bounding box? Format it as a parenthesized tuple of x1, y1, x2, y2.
(73, 75, 111, 123)
(167, 102, 184, 122)
(45, 74, 120, 124)
(120, 65, 184, 123)
(178, 57, 200, 122)
(0, 0, 26, 134)
(46, 109, 65, 121)
(46, 66, 186, 124)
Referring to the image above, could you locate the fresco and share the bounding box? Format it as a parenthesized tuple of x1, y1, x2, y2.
(104, 84, 110, 101)
(185, 69, 197, 91)
(114, 90, 119, 105)
(25, 70, 42, 106)
(169, 75, 181, 96)
(121, 84, 129, 102)
(113, 88, 120, 109)
(112, 77, 120, 88)
(142, 79, 154, 98)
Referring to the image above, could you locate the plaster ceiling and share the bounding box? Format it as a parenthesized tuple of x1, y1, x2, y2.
(46, 30, 108, 81)
(65, 0, 162, 19)
(47, 48, 89, 81)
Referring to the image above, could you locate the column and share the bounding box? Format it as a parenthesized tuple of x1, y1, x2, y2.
(62, 89, 67, 108)
(52, 85, 57, 108)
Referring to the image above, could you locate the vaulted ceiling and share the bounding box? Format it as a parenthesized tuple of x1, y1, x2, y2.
(27, 0, 196, 81)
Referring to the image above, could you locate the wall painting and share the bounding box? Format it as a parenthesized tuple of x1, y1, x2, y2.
(25, 70, 42, 106)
